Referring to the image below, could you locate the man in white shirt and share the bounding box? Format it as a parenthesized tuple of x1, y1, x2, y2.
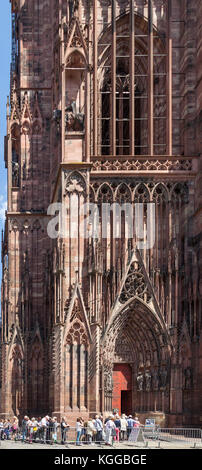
(94, 415, 103, 445)
(41, 415, 48, 443)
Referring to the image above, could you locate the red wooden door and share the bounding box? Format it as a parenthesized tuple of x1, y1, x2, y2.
(112, 364, 132, 415)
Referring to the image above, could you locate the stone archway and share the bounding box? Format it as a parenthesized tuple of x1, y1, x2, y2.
(101, 297, 172, 418)
(9, 343, 24, 417)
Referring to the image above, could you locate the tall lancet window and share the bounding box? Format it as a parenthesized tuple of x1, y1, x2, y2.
(101, 69, 141, 156)
(95, 8, 169, 157)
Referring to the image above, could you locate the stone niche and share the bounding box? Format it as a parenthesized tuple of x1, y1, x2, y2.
(64, 51, 85, 162)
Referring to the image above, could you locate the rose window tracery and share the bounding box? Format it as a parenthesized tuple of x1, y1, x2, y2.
(120, 261, 151, 304)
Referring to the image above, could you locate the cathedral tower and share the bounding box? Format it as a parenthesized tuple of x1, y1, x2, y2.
(0, 0, 201, 426)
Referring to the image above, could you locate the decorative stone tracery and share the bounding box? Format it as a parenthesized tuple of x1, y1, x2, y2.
(119, 260, 152, 304)
(64, 299, 90, 410)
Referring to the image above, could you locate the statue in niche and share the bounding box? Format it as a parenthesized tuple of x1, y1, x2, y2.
(145, 371, 152, 392)
(137, 373, 144, 391)
(12, 160, 19, 187)
(104, 365, 113, 395)
(65, 101, 84, 132)
(52, 109, 62, 135)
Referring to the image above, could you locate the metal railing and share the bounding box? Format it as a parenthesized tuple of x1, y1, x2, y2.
(155, 428, 202, 447)
(127, 426, 202, 448)
(1, 425, 202, 448)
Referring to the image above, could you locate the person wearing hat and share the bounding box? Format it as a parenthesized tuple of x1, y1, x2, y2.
(127, 415, 135, 439)
(104, 416, 116, 446)
(133, 416, 142, 428)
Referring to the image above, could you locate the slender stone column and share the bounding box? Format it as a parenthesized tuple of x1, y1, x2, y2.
(80, 343, 86, 410)
(148, 0, 154, 156)
(166, 0, 172, 155)
(130, 0, 135, 155)
(93, 0, 98, 155)
(111, 0, 116, 155)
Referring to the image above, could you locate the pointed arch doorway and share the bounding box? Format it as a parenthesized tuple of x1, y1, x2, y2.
(102, 297, 172, 417)
(112, 363, 132, 416)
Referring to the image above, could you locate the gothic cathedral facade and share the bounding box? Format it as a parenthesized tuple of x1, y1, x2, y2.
(0, 0, 202, 426)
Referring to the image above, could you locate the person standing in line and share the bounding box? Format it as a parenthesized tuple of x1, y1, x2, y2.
(47, 417, 54, 444)
(80, 417, 86, 443)
(120, 414, 128, 441)
(76, 418, 83, 446)
(11, 416, 19, 440)
(114, 414, 121, 442)
(0, 420, 4, 440)
(4, 419, 12, 440)
(41, 415, 48, 443)
(133, 416, 142, 428)
(27, 417, 33, 443)
(61, 417, 69, 445)
(29, 417, 38, 443)
(52, 417, 59, 444)
(127, 415, 135, 439)
(105, 416, 116, 446)
(94, 414, 103, 445)
(86, 418, 96, 444)
(37, 417, 42, 441)
(21, 416, 29, 442)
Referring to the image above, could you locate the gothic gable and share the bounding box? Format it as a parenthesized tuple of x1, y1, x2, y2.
(29, 321, 44, 352)
(114, 248, 164, 323)
(21, 92, 32, 123)
(63, 282, 92, 345)
(8, 322, 24, 359)
(10, 83, 20, 124)
(64, 17, 88, 63)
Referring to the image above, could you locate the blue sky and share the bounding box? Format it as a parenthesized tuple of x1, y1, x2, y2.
(0, 3, 11, 289)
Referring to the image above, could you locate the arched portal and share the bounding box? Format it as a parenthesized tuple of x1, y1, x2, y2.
(10, 344, 24, 417)
(101, 297, 172, 416)
(28, 337, 44, 414)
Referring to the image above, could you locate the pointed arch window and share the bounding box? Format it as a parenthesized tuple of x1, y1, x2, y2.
(101, 67, 141, 156)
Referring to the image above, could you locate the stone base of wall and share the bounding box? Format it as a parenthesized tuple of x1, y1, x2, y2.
(135, 411, 167, 427)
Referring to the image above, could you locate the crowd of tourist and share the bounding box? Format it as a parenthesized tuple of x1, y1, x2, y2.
(0, 413, 142, 446)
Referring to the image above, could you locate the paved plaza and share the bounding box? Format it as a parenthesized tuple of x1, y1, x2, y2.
(0, 439, 201, 450)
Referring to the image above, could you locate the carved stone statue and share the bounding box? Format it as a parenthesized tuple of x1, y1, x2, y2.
(53, 109, 62, 134)
(12, 161, 19, 187)
(104, 367, 113, 395)
(65, 102, 84, 132)
(145, 371, 152, 392)
(65, 171, 86, 195)
(137, 373, 144, 391)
